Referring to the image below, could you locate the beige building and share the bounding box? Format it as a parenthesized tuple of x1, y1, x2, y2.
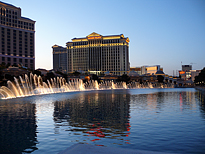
(130, 65, 163, 75)
(66, 32, 130, 75)
(0, 1, 35, 70)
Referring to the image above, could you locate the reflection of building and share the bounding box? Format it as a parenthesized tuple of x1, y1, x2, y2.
(0, 1, 35, 70)
(0, 102, 37, 153)
(53, 32, 130, 75)
(53, 92, 130, 132)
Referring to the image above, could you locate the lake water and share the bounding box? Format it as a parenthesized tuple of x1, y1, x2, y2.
(0, 88, 205, 154)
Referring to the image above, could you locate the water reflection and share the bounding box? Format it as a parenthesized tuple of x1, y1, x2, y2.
(53, 91, 131, 144)
(0, 100, 38, 153)
(197, 91, 205, 118)
(1, 88, 205, 153)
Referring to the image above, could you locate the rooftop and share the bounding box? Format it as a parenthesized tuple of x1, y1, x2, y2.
(0, 1, 17, 8)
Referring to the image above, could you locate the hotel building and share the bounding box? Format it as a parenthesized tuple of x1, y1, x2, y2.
(0, 1, 35, 70)
(53, 32, 130, 76)
(52, 45, 67, 73)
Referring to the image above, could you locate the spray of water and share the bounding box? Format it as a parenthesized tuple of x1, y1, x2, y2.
(0, 73, 174, 99)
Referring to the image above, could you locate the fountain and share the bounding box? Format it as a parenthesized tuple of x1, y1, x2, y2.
(0, 73, 174, 99)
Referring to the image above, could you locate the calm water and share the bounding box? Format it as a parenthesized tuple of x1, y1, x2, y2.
(0, 88, 205, 154)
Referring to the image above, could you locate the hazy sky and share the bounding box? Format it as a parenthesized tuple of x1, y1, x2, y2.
(4, 0, 205, 75)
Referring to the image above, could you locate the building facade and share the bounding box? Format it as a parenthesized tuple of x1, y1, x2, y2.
(130, 65, 163, 75)
(66, 32, 130, 75)
(0, 1, 35, 70)
(52, 45, 67, 73)
(53, 32, 130, 76)
(182, 65, 192, 72)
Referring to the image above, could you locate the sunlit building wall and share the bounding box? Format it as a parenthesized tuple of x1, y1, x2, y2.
(66, 32, 130, 75)
(146, 66, 160, 75)
(140, 65, 162, 75)
(0, 1, 35, 70)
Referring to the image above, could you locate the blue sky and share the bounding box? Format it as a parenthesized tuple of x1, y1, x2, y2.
(4, 0, 205, 75)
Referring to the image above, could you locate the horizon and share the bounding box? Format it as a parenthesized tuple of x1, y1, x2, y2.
(2, 0, 205, 75)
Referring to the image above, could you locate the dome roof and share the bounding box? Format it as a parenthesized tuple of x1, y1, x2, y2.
(155, 70, 165, 75)
(129, 70, 139, 76)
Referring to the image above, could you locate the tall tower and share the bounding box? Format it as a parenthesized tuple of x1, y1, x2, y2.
(0, 1, 35, 70)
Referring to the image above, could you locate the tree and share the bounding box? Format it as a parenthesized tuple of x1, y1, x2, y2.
(157, 75, 164, 83)
(194, 67, 205, 86)
(5, 74, 14, 81)
(117, 74, 130, 84)
(56, 71, 68, 80)
(6, 63, 11, 68)
(0, 62, 6, 70)
(33, 70, 42, 76)
(73, 71, 81, 76)
(92, 74, 98, 81)
(46, 72, 55, 81)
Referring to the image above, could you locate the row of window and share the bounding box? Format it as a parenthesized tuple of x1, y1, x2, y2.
(0, 8, 18, 16)
(72, 39, 121, 46)
(1, 56, 34, 63)
(71, 48, 122, 54)
(1, 18, 34, 31)
(1, 27, 34, 56)
(0, 20, 34, 30)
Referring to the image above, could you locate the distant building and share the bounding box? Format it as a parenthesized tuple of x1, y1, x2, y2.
(130, 67, 141, 75)
(145, 65, 161, 75)
(53, 32, 130, 76)
(52, 45, 67, 73)
(130, 65, 163, 75)
(182, 65, 192, 72)
(179, 64, 200, 82)
(0, 1, 35, 70)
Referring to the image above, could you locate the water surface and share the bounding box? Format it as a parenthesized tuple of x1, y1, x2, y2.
(0, 88, 205, 154)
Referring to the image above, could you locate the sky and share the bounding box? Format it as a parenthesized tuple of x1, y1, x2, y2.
(3, 0, 205, 75)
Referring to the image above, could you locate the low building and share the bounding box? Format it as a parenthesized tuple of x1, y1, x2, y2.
(1, 66, 29, 76)
(130, 65, 163, 75)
